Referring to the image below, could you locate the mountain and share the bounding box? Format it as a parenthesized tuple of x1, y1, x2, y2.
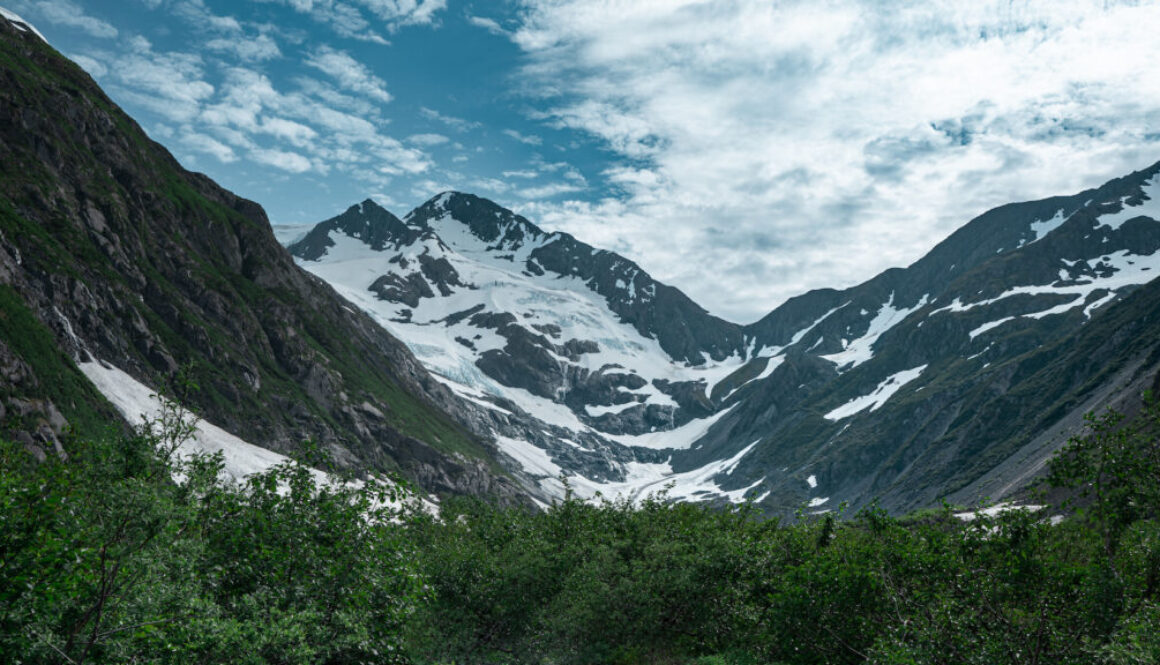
(290, 163, 1160, 514)
(698, 163, 1160, 512)
(6, 6, 1156, 516)
(0, 13, 531, 504)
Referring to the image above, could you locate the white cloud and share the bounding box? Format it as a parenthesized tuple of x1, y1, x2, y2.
(206, 33, 281, 61)
(503, 169, 539, 179)
(107, 48, 214, 123)
(68, 53, 107, 77)
(173, 0, 242, 33)
(251, 147, 314, 173)
(33, 0, 117, 38)
(253, 0, 446, 38)
(305, 46, 392, 104)
(503, 128, 543, 145)
(509, 0, 1160, 321)
(355, 0, 446, 26)
(469, 176, 511, 193)
(420, 106, 481, 131)
(260, 117, 318, 147)
(197, 66, 431, 176)
(516, 181, 585, 199)
(181, 131, 238, 163)
(407, 132, 450, 146)
(468, 15, 506, 36)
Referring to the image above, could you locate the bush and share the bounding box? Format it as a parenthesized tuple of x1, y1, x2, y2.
(0, 397, 425, 664)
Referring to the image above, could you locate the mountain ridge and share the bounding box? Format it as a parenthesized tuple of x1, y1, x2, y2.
(288, 159, 1160, 514)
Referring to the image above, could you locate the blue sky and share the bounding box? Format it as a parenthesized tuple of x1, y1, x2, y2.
(5, 0, 1160, 322)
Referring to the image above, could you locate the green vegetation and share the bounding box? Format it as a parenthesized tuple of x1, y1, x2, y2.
(0, 399, 424, 664)
(3, 397, 1159, 664)
(0, 285, 118, 437)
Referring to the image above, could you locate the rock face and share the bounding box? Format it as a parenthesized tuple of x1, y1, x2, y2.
(0, 16, 533, 506)
(291, 163, 1160, 515)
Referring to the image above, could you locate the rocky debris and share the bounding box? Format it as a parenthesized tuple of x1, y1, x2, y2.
(417, 252, 467, 296)
(370, 272, 434, 308)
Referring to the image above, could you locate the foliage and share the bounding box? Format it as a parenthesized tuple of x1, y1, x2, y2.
(0, 395, 424, 665)
(3, 396, 1160, 664)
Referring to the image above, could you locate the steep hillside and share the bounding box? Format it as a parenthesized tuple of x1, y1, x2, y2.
(0, 14, 528, 503)
(700, 162, 1160, 513)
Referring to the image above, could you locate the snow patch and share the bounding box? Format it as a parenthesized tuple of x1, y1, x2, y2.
(968, 317, 1015, 339)
(821, 293, 928, 369)
(538, 439, 765, 505)
(79, 359, 437, 513)
(1095, 176, 1160, 230)
(493, 435, 561, 478)
(79, 360, 298, 481)
(0, 7, 47, 42)
(789, 301, 849, 347)
(954, 502, 1044, 522)
(824, 365, 927, 420)
(934, 249, 1160, 320)
(604, 404, 737, 451)
(1028, 209, 1067, 243)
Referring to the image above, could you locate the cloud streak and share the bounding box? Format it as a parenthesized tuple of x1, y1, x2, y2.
(305, 46, 393, 103)
(32, 0, 117, 38)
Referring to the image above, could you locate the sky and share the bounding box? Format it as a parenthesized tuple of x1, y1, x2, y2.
(5, 0, 1160, 323)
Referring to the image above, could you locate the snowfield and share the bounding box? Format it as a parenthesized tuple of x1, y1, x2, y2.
(77, 359, 437, 513)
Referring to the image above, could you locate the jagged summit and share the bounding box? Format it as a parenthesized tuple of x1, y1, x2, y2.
(288, 197, 422, 260)
(407, 191, 554, 255)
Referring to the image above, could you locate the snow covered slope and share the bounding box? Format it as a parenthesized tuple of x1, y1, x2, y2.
(289, 194, 770, 503)
(294, 196, 748, 433)
(78, 358, 438, 513)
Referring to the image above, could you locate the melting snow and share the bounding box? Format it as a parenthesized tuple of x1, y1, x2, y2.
(968, 317, 1015, 339)
(821, 293, 928, 369)
(79, 360, 298, 481)
(604, 404, 737, 450)
(584, 400, 642, 417)
(1083, 291, 1118, 318)
(938, 249, 1160, 323)
(538, 438, 765, 505)
(954, 502, 1044, 522)
(79, 359, 437, 512)
(1028, 209, 1067, 243)
(719, 355, 785, 401)
(824, 365, 927, 420)
(789, 301, 849, 347)
(1095, 176, 1160, 230)
(807, 474, 818, 489)
(493, 435, 562, 478)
